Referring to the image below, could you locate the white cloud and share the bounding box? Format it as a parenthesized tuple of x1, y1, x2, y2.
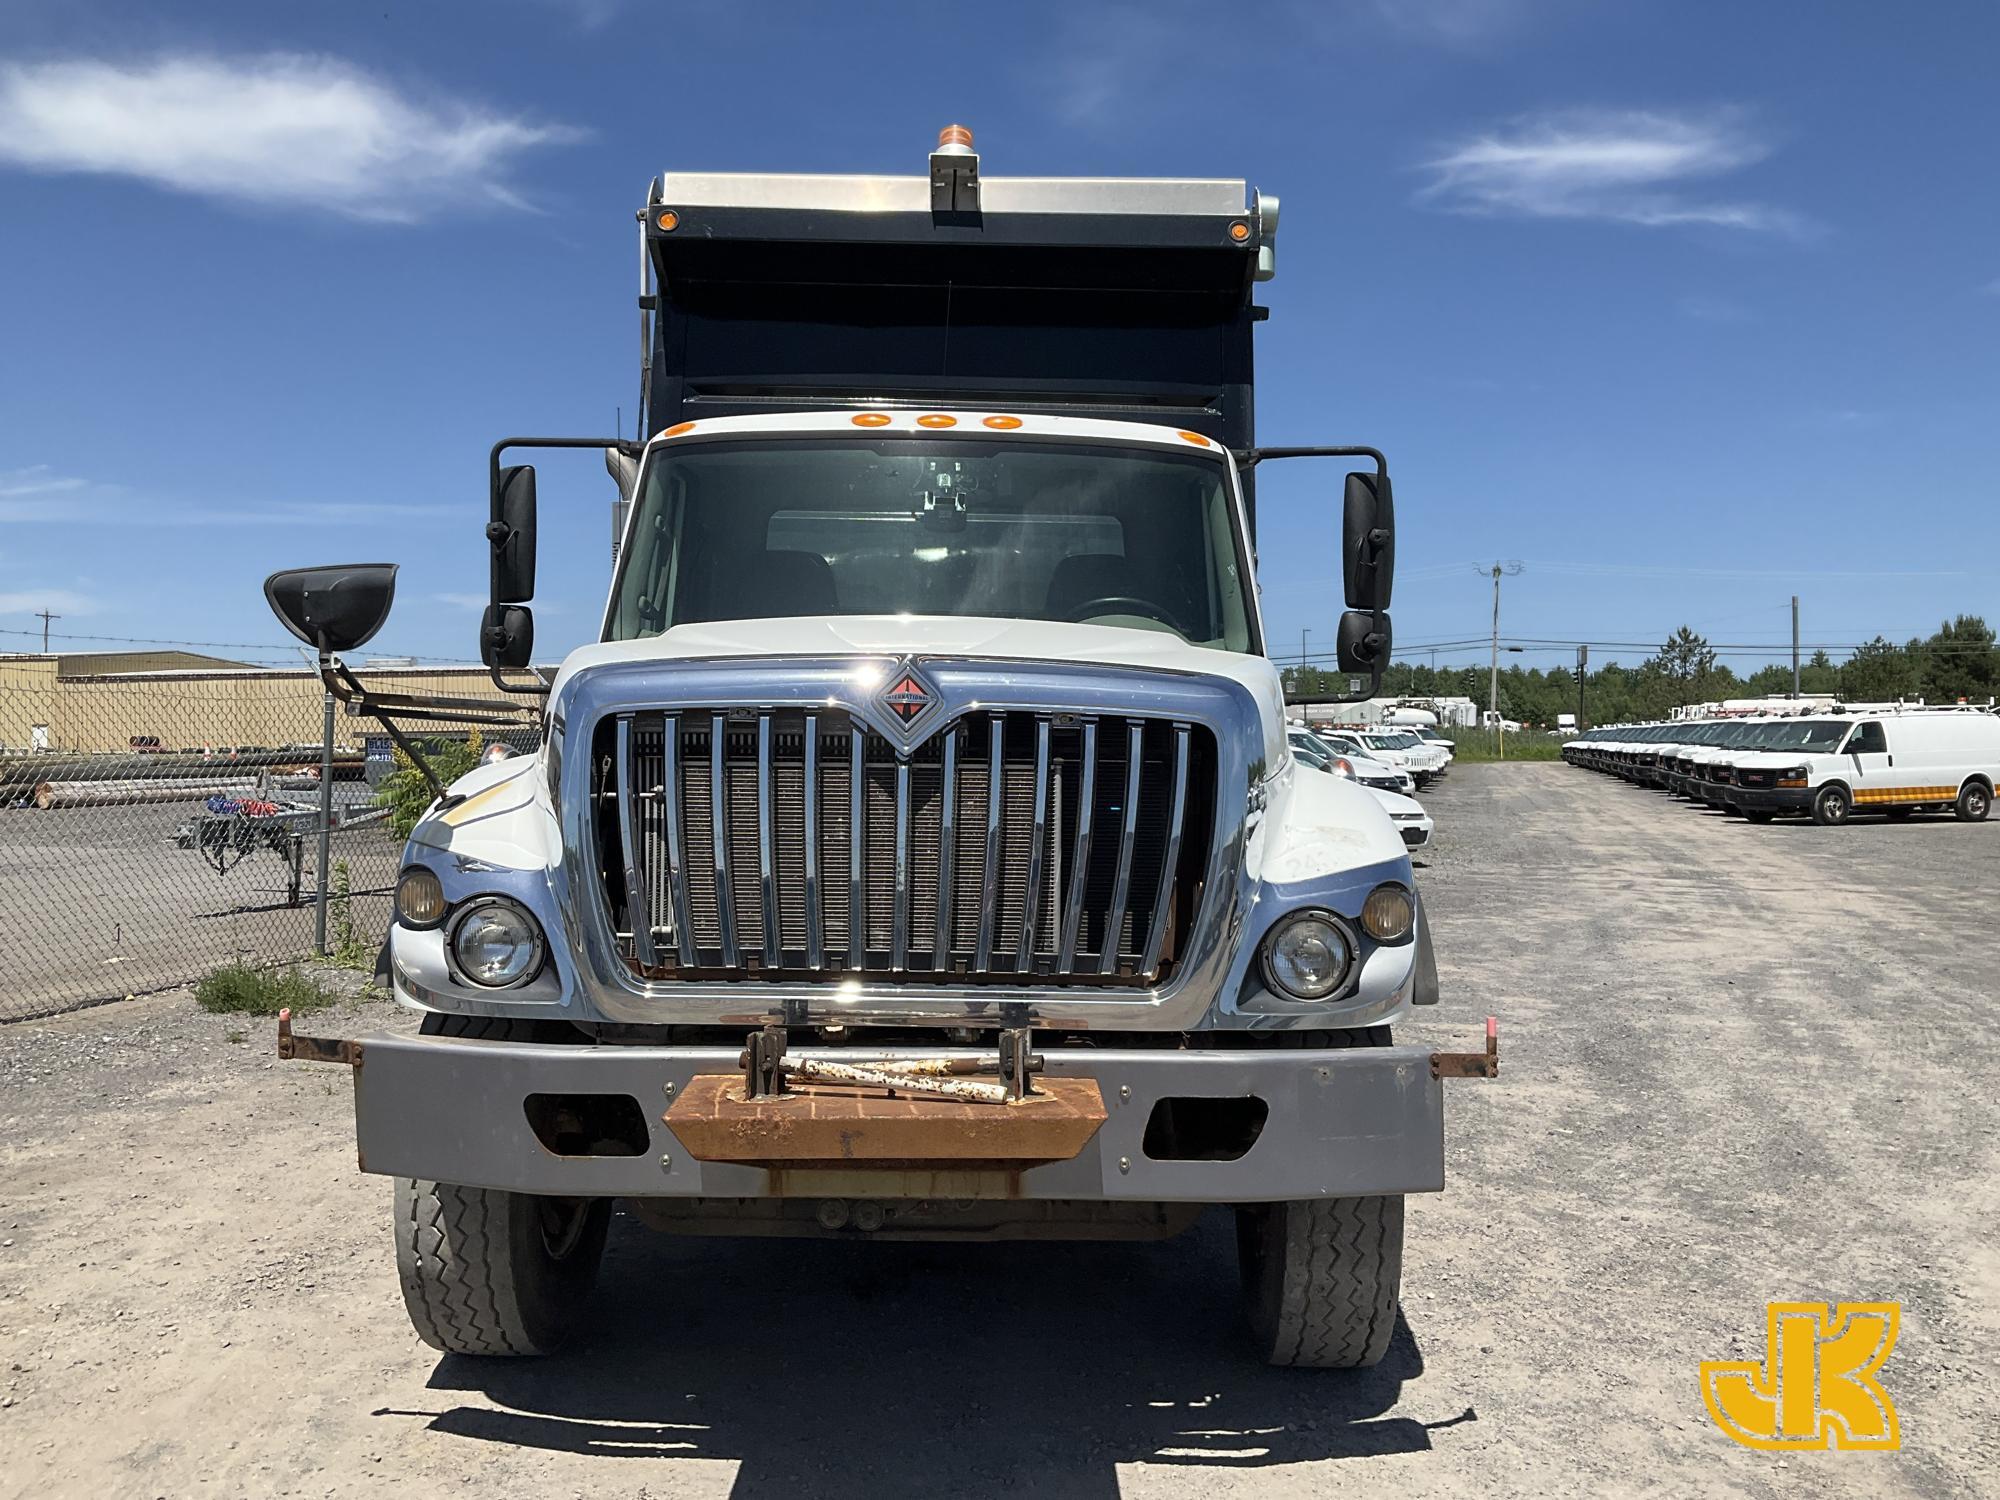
(1365, 0, 1529, 45)
(1677, 293, 1754, 323)
(0, 587, 98, 616)
(1419, 108, 1803, 233)
(0, 53, 581, 221)
(435, 593, 489, 611)
(0, 465, 88, 499)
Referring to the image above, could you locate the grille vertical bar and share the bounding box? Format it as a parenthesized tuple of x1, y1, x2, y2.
(803, 713, 823, 969)
(1139, 721, 1192, 977)
(1057, 718, 1097, 970)
(934, 726, 957, 967)
(710, 713, 737, 968)
(757, 713, 779, 967)
(1099, 720, 1145, 975)
(662, 716, 692, 965)
(1017, 717, 1052, 971)
(975, 714, 1004, 972)
(892, 759, 912, 970)
(614, 715, 658, 969)
(848, 726, 866, 969)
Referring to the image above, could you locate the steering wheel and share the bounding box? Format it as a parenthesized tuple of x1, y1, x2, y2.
(1062, 595, 1190, 635)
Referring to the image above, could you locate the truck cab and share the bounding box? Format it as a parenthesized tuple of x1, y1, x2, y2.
(263, 129, 1487, 1371)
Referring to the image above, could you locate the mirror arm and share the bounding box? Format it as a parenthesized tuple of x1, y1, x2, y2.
(1232, 445, 1387, 477)
(320, 656, 532, 810)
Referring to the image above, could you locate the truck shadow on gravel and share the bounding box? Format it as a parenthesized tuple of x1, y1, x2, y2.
(394, 1209, 1468, 1496)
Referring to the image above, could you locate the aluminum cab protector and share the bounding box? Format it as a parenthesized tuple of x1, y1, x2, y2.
(270, 127, 1492, 1370)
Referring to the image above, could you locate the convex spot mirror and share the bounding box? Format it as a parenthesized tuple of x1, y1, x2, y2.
(1342, 472, 1394, 613)
(1337, 609, 1391, 676)
(482, 603, 534, 671)
(264, 563, 397, 655)
(491, 465, 537, 604)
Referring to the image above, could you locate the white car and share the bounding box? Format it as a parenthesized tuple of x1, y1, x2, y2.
(1354, 730, 1447, 787)
(1369, 785, 1434, 850)
(1295, 728, 1416, 795)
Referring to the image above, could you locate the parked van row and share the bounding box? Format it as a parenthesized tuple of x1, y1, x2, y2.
(1563, 708, 2000, 826)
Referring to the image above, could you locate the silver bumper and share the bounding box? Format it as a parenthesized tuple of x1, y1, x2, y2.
(346, 1035, 1449, 1202)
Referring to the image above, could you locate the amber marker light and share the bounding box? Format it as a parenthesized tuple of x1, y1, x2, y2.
(982, 415, 1023, 429)
(656, 209, 680, 231)
(1228, 220, 1251, 242)
(851, 413, 892, 427)
(1177, 430, 1212, 446)
(663, 421, 696, 436)
(916, 414, 958, 428)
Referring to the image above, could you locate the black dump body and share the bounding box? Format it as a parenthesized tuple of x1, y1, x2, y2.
(637, 171, 1270, 519)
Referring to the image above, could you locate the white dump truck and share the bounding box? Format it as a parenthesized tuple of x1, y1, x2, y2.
(262, 128, 1494, 1369)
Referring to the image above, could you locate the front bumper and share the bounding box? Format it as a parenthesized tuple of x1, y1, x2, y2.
(338, 1033, 1453, 1203)
(1727, 785, 1813, 813)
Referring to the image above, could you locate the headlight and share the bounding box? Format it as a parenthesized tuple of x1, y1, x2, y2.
(1777, 767, 1808, 786)
(395, 865, 447, 929)
(1360, 883, 1415, 943)
(448, 897, 546, 987)
(1261, 910, 1357, 1001)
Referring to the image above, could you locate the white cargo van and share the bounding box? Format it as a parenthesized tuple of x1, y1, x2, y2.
(1725, 711, 2000, 826)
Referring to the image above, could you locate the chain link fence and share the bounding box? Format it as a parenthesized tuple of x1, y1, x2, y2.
(0, 663, 525, 1021)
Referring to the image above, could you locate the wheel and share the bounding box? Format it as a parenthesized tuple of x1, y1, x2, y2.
(1234, 1027, 1400, 1368)
(395, 1013, 609, 1356)
(1238, 1195, 1404, 1368)
(1812, 785, 1851, 827)
(1744, 810, 1775, 824)
(1957, 782, 1992, 822)
(395, 1179, 610, 1356)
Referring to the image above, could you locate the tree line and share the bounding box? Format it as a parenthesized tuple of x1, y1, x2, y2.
(1283, 615, 1999, 728)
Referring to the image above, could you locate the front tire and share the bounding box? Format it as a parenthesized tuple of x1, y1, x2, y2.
(1237, 1195, 1404, 1368)
(1957, 782, 1992, 822)
(395, 1179, 610, 1356)
(394, 1012, 609, 1357)
(1812, 785, 1851, 827)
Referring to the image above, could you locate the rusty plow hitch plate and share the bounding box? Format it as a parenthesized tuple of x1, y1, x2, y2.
(275, 1007, 363, 1068)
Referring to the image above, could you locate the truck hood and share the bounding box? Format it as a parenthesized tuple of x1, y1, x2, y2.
(555, 615, 1293, 769)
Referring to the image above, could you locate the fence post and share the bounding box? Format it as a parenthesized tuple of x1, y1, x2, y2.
(314, 687, 334, 955)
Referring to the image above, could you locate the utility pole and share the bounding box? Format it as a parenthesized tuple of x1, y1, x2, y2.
(1791, 595, 1800, 699)
(35, 609, 59, 653)
(1577, 644, 1589, 732)
(1300, 627, 1311, 695)
(1476, 562, 1524, 730)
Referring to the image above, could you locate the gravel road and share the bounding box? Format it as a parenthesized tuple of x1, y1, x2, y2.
(1, 762, 1994, 1498)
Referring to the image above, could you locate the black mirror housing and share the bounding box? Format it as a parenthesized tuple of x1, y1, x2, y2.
(1337, 608, 1391, 676)
(263, 563, 398, 656)
(1342, 471, 1394, 612)
(481, 603, 535, 671)
(491, 465, 537, 604)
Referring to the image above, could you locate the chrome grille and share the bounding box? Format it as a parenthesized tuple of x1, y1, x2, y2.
(594, 709, 1212, 985)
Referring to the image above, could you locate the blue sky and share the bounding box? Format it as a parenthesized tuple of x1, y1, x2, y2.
(2, 0, 1995, 674)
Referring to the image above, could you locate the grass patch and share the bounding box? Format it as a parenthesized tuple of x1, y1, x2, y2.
(1448, 727, 1567, 763)
(195, 962, 338, 1017)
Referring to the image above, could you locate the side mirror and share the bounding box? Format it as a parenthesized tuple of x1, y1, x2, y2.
(482, 603, 534, 671)
(263, 563, 397, 656)
(1336, 609, 1391, 677)
(491, 465, 537, 604)
(1342, 471, 1394, 612)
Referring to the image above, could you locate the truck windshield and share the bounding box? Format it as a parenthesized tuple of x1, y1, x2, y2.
(606, 437, 1257, 653)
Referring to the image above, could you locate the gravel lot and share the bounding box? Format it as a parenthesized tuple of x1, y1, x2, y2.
(1, 761, 1994, 1498)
